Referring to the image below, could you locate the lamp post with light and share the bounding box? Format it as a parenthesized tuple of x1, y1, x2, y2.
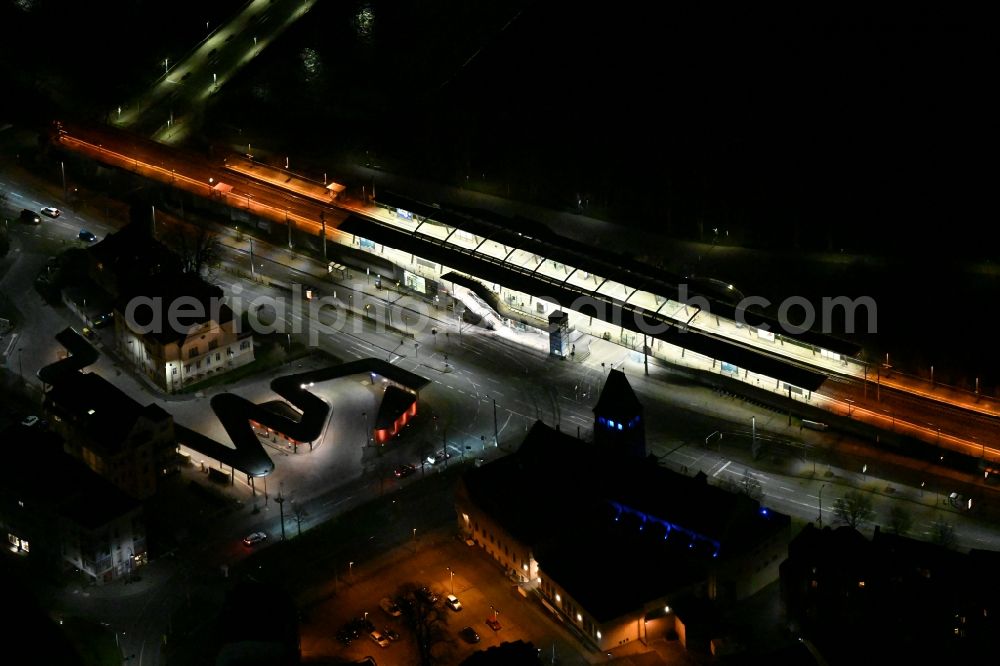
(818, 483, 829, 528)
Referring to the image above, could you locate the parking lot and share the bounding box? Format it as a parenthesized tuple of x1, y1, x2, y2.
(298, 526, 598, 665)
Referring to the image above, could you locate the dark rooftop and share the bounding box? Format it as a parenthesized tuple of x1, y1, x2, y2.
(89, 222, 180, 286)
(462, 421, 789, 620)
(376, 385, 417, 429)
(116, 271, 234, 345)
(593, 368, 643, 418)
(4, 425, 139, 529)
(45, 371, 170, 454)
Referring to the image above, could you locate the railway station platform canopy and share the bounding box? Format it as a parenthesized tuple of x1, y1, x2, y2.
(343, 192, 863, 392)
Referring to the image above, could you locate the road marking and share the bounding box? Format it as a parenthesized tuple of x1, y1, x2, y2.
(713, 460, 732, 478)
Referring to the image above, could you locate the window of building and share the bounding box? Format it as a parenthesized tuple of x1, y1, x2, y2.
(240, 340, 251, 351)
(205, 355, 211, 366)
(216, 353, 221, 361)
(188, 347, 198, 359)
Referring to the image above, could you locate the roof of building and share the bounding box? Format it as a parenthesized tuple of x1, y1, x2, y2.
(536, 514, 712, 622)
(462, 421, 789, 620)
(376, 385, 417, 429)
(62, 284, 114, 317)
(258, 400, 302, 423)
(44, 371, 170, 454)
(342, 214, 828, 391)
(115, 271, 233, 345)
(3, 424, 140, 529)
(37, 327, 100, 385)
(88, 222, 180, 288)
(374, 191, 860, 358)
(593, 369, 643, 418)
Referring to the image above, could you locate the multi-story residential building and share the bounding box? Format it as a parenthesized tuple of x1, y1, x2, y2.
(1, 423, 146, 583)
(115, 271, 254, 392)
(44, 371, 175, 499)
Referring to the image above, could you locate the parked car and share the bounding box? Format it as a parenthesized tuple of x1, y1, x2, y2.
(40, 207, 61, 218)
(383, 627, 400, 642)
(21, 415, 39, 427)
(78, 229, 97, 243)
(416, 586, 439, 605)
(445, 594, 462, 611)
(242, 531, 267, 546)
(335, 629, 353, 646)
(19, 209, 40, 224)
(485, 617, 502, 631)
(394, 463, 416, 478)
(380, 597, 402, 617)
(369, 630, 391, 648)
(425, 451, 452, 466)
(459, 626, 481, 644)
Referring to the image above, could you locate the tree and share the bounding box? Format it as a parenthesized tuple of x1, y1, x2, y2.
(395, 582, 452, 666)
(833, 490, 874, 529)
(0, 229, 9, 259)
(931, 521, 956, 549)
(291, 501, 308, 537)
(164, 224, 219, 276)
(887, 505, 913, 536)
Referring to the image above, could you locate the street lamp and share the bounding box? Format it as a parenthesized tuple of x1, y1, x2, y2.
(362, 411, 370, 447)
(447, 567, 455, 594)
(485, 395, 499, 447)
(818, 483, 828, 527)
(349, 561, 354, 580)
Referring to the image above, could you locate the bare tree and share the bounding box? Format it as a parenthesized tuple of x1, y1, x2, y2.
(164, 224, 220, 276)
(395, 582, 452, 666)
(887, 505, 913, 536)
(833, 490, 874, 529)
(291, 501, 308, 537)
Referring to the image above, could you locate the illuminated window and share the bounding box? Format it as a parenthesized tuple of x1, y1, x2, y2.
(555, 594, 561, 603)
(617, 423, 622, 431)
(858, 580, 865, 589)
(576, 613, 582, 622)
(597, 630, 602, 639)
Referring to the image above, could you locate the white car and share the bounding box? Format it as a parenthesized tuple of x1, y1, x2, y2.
(445, 594, 462, 611)
(242, 531, 267, 546)
(40, 207, 61, 218)
(369, 630, 391, 648)
(21, 415, 40, 427)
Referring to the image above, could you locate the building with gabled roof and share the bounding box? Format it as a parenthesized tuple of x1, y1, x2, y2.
(455, 371, 789, 652)
(0, 423, 146, 583)
(43, 371, 175, 499)
(114, 271, 254, 392)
